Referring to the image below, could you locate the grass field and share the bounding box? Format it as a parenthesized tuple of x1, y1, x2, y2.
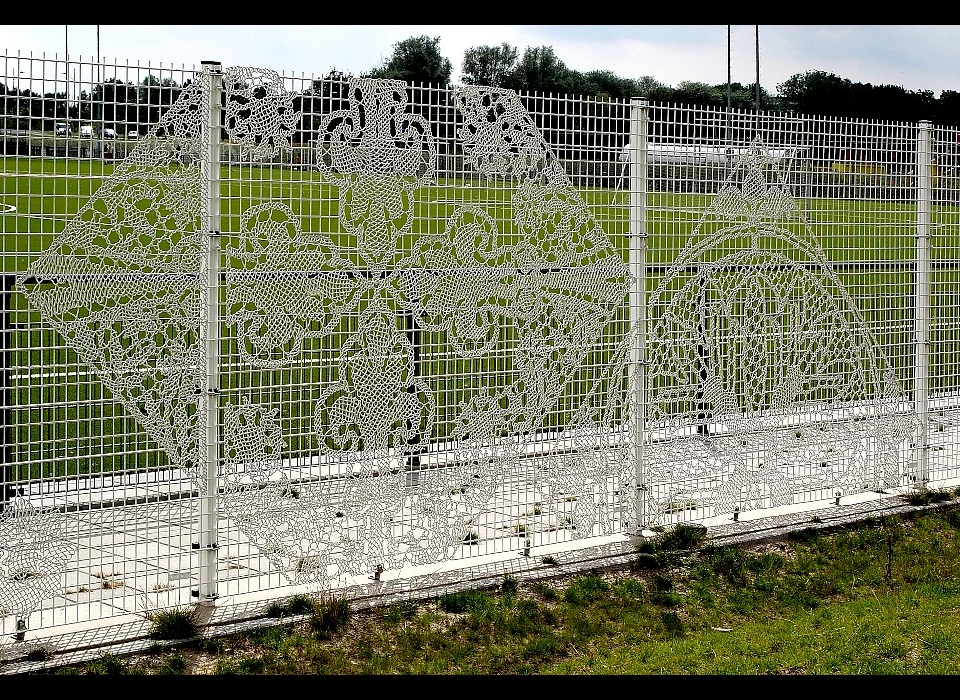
(1, 155, 958, 483)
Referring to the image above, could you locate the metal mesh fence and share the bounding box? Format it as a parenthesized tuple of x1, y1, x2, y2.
(641, 105, 926, 526)
(0, 53, 957, 644)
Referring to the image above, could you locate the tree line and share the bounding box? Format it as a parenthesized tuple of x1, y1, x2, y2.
(0, 75, 186, 135)
(4, 34, 960, 136)
(367, 35, 960, 127)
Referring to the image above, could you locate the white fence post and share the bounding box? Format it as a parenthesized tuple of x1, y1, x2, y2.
(198, 60, 223, 604)
(915, 120, 932, 490)
(630, 97, 648, 532)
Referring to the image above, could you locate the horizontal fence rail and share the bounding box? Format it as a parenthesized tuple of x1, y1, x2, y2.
(0, 53, 959, 650)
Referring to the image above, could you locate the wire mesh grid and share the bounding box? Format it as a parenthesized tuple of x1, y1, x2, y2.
(0, 53, 957, 643)
(1, 53, 207, 639)
(641, 104, 940, 527)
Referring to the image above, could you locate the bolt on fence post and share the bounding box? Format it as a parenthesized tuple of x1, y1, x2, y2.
(915, 120, 932, 490)
(197, 60, 223, 605)
(629, 97, 649, 535)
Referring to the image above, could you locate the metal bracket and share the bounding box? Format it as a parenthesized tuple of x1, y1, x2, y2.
(12, 620, 26, 642)
(192, 589, 220, 601)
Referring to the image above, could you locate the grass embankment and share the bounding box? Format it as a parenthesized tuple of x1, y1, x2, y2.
(35, 492, 960, 675)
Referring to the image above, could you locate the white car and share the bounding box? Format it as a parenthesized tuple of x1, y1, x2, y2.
(102, 128, 117, 139)
(127, 130, 138, 140)
(79, 125, 94, 138)
(55, 122, 68, 136)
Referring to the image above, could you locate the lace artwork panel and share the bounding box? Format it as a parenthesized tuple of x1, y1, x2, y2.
(0, 499, 78, 621)
(220, 80, 637, 584)
(14, 70, 638, 591)
(644, 139, 916, 524)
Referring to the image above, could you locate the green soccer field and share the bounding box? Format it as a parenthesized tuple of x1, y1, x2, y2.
(1, 156, 958, 484)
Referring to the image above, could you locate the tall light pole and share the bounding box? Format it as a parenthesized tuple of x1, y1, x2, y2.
(755, 25, 761, 111)
(726, 25, 732, 168)
(97, 25, 103, 127)
(727, 25, 732, 115)
(64, 25, 70, 119)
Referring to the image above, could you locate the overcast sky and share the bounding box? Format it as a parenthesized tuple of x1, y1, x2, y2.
(3, 25, 960, 97)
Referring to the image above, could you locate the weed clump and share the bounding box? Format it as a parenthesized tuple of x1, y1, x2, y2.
(83, 653, 131, 675)
(265, 593, 317, 618)
(286, 594, 317, 616)
(158, 653, 188, 675)
(630, 551, 669, 570)
(147, 607, 201, 640)
(660, 610, 686, 636)
(310, 595, 351, 636)
(632, 522, 708, 570)
(532, 582, 560, 601)
(25, 645, 55, 662)
(658, 523, 709, 551)
(903, 488, 954, 507)
(636, 523, 708, 553)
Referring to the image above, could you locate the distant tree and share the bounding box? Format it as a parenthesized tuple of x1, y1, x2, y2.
(777, 70, 856, 116)
(898, 88, 936, 123)
(671, 81, 724, 109)
(461, 43, 519, 87)
(366, 35, 452, 86)
(634, 75, 674, 102)
(777, 69, 941, 123)
(506, 45, 569, 93)
(935, 90, 960, 127)
(577, 70, 637, 100)
(1, 81, 35, 130)
(131, 75, 183, 131)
